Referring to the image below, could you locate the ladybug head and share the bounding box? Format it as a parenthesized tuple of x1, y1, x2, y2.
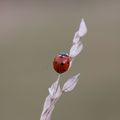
(58, 52, 69, 57)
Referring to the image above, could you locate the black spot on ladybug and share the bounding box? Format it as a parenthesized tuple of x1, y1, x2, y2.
(61, 62, 64, 66)
(63, 69, 66, 71)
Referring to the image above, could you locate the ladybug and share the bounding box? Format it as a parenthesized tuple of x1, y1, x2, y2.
(53, 52, 71, 74)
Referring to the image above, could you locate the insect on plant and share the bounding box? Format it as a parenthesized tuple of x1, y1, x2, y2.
(53, 52, 71, 74)
(40, 19, 87, 120)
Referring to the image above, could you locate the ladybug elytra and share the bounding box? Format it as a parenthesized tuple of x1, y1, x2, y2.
(53, 52, 71, 74)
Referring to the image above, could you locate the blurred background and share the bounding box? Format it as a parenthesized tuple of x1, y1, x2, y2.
(0, 0, 120, 120)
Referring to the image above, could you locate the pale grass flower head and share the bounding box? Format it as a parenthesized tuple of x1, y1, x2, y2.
(40, 19, 87, 120)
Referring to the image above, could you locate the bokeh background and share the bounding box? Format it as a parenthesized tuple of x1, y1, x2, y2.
(0, 0, 120, 120)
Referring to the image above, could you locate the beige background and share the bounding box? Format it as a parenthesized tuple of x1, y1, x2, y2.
(0, 0, 120, 120)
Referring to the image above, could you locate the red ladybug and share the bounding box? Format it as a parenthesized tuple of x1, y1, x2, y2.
(53, 52, 71, 74)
